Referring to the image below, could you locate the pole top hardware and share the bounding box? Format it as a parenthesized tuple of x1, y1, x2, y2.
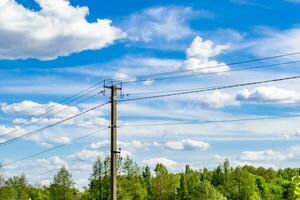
(103, 80, 122, 90)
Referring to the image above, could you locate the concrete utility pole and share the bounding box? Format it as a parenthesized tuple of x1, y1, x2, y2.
(105, 84, 121, 200)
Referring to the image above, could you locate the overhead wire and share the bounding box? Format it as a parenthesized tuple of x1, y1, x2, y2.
(120, 75, 300, 101)
(119, 114, 300, 127)
(2, 127, 108, 168)
(4, 52, 300, 171)
(0, 81, 104, 137)
(119, 60, 300, 84)
(0, 101, 110, 148)
(0, 90, 102, 140)
(105, 52, 300, 83)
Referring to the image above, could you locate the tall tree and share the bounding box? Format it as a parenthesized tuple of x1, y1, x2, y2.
(142, 166, 152, 198)
(152, 163, 180, 200)
(293, 176, 300, 200)
(5, 174, 29, 200)
(48, 166, 75, 200)
(178, 173, 188, 200)
(89, 156, 106, 200)
(118, 156, 147, 200)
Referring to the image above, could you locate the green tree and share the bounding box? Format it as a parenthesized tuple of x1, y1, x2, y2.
(142, 166, 152, 198)
(88, 156, 106, 200)
(178, 173, 188, 200)
(4, 174, 29, 200)
(229, 167, 261, 200)
(191, 180, 227, 200)
(293, 176, 300, 200)
(152, 163, 180, 200)
(118, 156, 147, 200)
(48, 166, 76, 200)
(27, 186, 50, 200)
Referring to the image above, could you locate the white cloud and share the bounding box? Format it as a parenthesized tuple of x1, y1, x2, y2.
(164, 139, 210, 151)
(36, 156, 67, 168)
(89, 140, 110, 149)
(142, 157, 182, 170)
(123, 6, 208, 43)
(0, 0, 125, 60)
(113, 73, 136, 82)
(143, 80, 154, 86)
(1, 100, 79, 117)
(250, 28, 300, 59)
(1, 100, 108, 129)
(238, 146, 300, 162)
(0, 125, 26, 139)
(214, 154, 226, 163)
(183, 36, 230, 73)
(199, 91, 239, 108)
(69, 150, 102, 161)
(1, 100, 46, 115)
(89, 139, 153, 153)
(5, 156, 67, 171)
(50, 136, 71, 144)
(0, 100, 109, 147)
(295, 130, 300, 137)
(288, 146, 300, 160)
(236, 86, 300, 104)
(238, 149, 286, 161)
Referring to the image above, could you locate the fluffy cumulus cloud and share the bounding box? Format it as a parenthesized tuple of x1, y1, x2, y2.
(0, 125, 26, 140)
(164, 139, 210, 151)
(183, 36, 230, 73)
(238, 146, 300, 162)
(0, 100, 107, 127)
(236, 86, 300, 104)
(238, 150, 286, 161)
(6, 156, 66, 171)
(90, 139, 209, 153)
(198, 91, 239, 108)
(0, 100, 108, 147)
(4, 156, 70, 187)
(89, 139, 156, 153)
(1, 100, 79, 116)
(0, 0, 125, 60)
(69, 150, 102, 161)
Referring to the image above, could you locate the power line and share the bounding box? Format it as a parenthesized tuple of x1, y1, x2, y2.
(0, 81, 103, 137)
(119, 114, 300, 127)
(0, 91, 101, 140)
(106, 52, 300, 83)
(120, 75, 300, 101)
(6, 114, 300, 168)
(0, 102, 110, 149)
(2, 127, 108, 168)
(120, 60, 300, 84)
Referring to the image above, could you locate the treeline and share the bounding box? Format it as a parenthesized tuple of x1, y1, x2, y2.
(0, 157, 300, 199)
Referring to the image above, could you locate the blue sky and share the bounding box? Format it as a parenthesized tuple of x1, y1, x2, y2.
(1, 0, 300, 188)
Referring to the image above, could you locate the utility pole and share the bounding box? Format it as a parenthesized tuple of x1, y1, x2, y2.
(104, 84, 121, 200)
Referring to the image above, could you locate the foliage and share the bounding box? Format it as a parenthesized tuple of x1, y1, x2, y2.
(293, 176, 300, 200)
(48, 165, 78, 200)
(0, 158, 299, 200)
